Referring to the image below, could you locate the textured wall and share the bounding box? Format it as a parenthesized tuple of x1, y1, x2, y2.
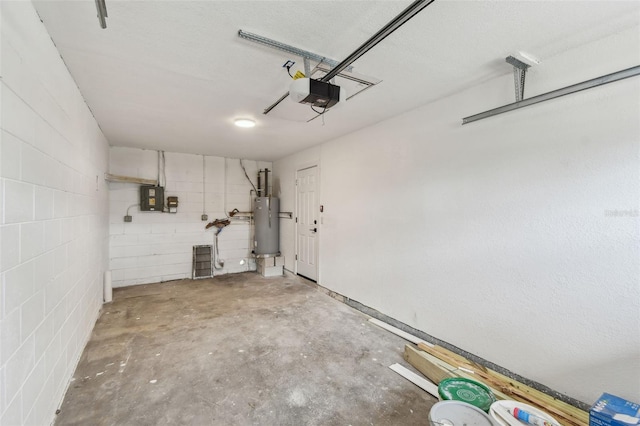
(274, 28, 640, 403)
(109, 147, 270, 287)
(272, 147, 321, 274)
(0, 2, 110, 424)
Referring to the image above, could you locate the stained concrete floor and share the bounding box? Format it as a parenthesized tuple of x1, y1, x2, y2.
(55, 272, 436, 425)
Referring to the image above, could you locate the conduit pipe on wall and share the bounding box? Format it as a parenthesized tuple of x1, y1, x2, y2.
(103, 270, 112, 303)
(202, 155, 207, 221)
(223, 158, 229, 218)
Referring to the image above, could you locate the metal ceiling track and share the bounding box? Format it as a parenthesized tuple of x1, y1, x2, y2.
(251, 0, 436, 115)
(319, 0, 435, 83)
(94, 0, 108, 29)
(238, 30, 344, 70)
(238, 30, 349, 115)
(462, 65, 640, 125)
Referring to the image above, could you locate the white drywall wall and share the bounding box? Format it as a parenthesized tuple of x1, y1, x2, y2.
(272, 147, 321, 274)
(274, 28, 640, 404)
(0, 2, 110, 424)
(109, 147, 270, 287)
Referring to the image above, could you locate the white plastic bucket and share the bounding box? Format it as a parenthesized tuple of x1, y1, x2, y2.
(429, 401, 498, 426)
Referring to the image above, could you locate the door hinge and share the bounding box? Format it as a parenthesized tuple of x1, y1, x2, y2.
(295, 217, 298, 223)
(295, 254, 298, 260)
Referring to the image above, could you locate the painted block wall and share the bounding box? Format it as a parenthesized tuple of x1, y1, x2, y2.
(0, 2, 110, 425)
(273, 27, 640, 404)
(109, 147, 270, 287)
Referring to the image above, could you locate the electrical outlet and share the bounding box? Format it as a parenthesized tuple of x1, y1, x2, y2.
(124, 215, 132, 222)
(201, 214, 208, 221)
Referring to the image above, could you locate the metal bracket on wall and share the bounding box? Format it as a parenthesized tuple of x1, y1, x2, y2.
(506, 55, 530, 102)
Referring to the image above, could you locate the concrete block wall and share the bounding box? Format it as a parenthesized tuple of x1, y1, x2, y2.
(109, 147, 270, 287)
(0, 2, 110, 425)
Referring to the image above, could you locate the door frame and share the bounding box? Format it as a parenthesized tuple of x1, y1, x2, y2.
(295, 163, 320, 282)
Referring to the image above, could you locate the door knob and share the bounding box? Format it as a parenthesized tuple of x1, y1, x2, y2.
(310, 228, 317, 232)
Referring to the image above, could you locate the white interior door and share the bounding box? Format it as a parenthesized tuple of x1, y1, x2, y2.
(296, 166, 318, 281)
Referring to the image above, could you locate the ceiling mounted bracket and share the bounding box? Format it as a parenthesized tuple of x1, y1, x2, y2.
(238, 29, 357, 114)
(237, 30, 350, 72)
(303, 58, 311, 77)
(506, 55, 530, 102)
(256, 0, 435, 115)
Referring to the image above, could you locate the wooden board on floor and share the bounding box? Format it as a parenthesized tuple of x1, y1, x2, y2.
(405, 344, 513, 401)
(412, 343, 588, 426)
(404, 344, 455, 384)
(388, 363, 439, 397)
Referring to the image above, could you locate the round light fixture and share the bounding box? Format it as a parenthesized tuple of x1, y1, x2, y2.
(234, 119, 256, 128)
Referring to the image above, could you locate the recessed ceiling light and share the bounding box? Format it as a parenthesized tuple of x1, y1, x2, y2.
(234, 119, 256, 128)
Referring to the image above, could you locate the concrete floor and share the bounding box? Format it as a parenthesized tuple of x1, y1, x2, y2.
(55, 272, 436, 425)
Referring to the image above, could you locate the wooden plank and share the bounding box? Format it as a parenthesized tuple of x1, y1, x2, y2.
(388, 363, 439, 397)
(369, 318, 430, 345)
(414, 343, 587, 426)
(419, 342, 587, 423)
(506, 388, 585, 426)
(483, 369, 588, 425)
(418, 342, 487, 374)
(422, 352, 588, 426)
(418, 343, 512, 397)
(404, 344, 455, 384)
(405, 345, 514, 402)
(431, 345, 489, 373)
(105, 173, 158, 185)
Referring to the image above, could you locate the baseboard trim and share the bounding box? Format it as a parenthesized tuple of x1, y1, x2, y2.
(302, 277, 589, 411)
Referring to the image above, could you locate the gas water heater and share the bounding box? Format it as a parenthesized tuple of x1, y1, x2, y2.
(253, 169, 280, 257)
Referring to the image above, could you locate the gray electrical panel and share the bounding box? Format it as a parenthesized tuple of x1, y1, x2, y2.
(140, 186, 164, 211)
(192, 245, 213, 279)
(254, 197, 280, 257)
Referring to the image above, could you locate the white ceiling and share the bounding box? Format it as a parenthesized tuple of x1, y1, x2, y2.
(33, 0, 640, 161)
